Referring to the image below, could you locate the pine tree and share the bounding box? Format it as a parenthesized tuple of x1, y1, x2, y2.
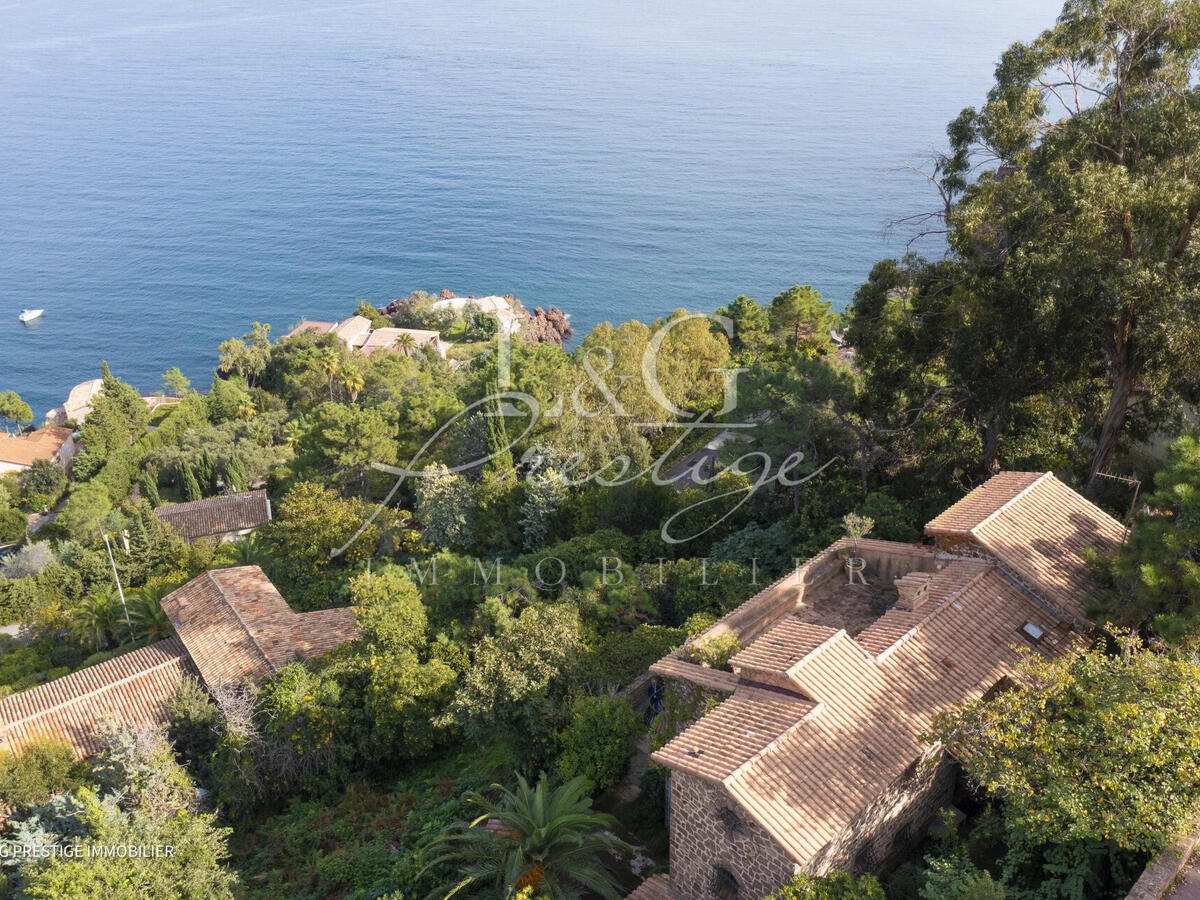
(225, 454, 247, 493)
(180, 460, 202, 503)
(138, 472, 161, 508)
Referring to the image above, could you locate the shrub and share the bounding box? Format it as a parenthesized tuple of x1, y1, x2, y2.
(919, 855, 1006, 900)
(0, 506, 27, 544)
(555, 696, 641, 792)
(0, 738, 88, 811)
(768, 871, 885, 899)
(678, 631, 742, 669)
(167, 677, 222, 777)
(575, 625, 686, 693)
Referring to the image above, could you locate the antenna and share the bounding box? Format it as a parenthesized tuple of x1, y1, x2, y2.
(1093, 471, 1142, 541)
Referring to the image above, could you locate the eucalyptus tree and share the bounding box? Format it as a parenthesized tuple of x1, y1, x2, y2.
(938, 0, 1200, 484)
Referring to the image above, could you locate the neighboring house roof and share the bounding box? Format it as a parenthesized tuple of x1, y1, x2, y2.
(625, 875, 674, 900)
(925, 471, 1126, 625)
(285, 318, 451, 357)
(160, 566, 359, 688)
(651, 472, 1103, 868)
(153, 490, 272, 543)
(332, 315, 374, 348)
(0, 638, 195, 758)
(0, 426, 73, 468)
(430, 295, 514, 314)
(285, 320, 337, 339)
(359, 327, 444, 357)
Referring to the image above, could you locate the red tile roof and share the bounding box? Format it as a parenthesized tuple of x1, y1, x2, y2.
(160, 566, 358, 688)
(153, 490, 272, 543)
(0, 426, 73, 468)
(0, 638, 194, 758)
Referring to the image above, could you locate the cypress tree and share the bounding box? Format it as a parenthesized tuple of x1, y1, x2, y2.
(225, 454, 247, 492)
(180, 460, 202, 502)
(195, 450, 215, 496)
(138, 472, 161, 508)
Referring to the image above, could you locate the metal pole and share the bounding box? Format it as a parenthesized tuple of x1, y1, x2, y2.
(102, 532, 135, 642)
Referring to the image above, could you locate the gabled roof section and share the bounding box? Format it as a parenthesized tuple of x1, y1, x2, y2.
(925, 472, 1127, 625)
(0, 638, 194, 758)
(925, 471, 1049, 536)
(160, 566, 358, 688)
(153, 490, 272, 543)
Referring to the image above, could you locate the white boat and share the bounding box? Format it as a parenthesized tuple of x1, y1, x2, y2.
(18, 309, 43, 323)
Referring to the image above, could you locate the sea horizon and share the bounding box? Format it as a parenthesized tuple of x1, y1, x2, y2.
(1, 0, 1060, 419)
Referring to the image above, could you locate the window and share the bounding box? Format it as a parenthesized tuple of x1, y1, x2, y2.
(1021, 621, 1045, 642)
(713, 866, 740, 900)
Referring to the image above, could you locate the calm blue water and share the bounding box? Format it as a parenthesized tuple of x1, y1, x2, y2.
(1, 0, 1059, 419)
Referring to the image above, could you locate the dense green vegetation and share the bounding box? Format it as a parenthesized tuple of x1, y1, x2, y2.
(0, 1, 1199, 898)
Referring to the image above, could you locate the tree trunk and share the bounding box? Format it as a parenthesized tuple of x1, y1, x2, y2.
(1089, 354, 1140, 490)
(979, 399, 1009, 478)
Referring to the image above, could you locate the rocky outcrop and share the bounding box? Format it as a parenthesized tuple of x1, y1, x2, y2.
(525, 306, 573, 345)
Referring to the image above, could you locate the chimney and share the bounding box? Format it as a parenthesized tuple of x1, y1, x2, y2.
(895, 572, 934, 611)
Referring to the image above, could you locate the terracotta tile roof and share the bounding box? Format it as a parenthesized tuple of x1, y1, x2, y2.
(649, 656, 740, 693)
(969, 475, 1126, 625)
(854, 560, 990, 657)
(653, 688, 816, 782)
(625, 874, 675, 900)
(285, 320, 336, 339)
(333, 315, 373, 348)
(359, 327, 443, 357)
(925, 472, 1126, 625)
(729, 619, 840, 679)
(153, 490, 272, 543)
(0, 638, 195, 758)
(160, 566, 359, 689)
(0, 426, 73, 468)
(652, 552, 1081, 865)
(925, 471, 1048, 536)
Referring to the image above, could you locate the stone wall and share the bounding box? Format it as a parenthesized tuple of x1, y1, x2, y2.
(807, 746, 958, 876)
(667, 772, 799, 899)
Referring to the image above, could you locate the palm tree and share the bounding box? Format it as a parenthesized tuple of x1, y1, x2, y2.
(319, 347, 342, 400)
(342, 366, 365, 403)
(422, 774, 630, 900)
(69, 590, 120, 651)
(282, 416, 306, 451)
(128, 584, 173, 643)
(394, 332, 418, 357)
(217, 532, 269, 568)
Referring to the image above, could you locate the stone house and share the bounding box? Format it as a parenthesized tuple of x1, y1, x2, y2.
(0, 566, 358, 758)
(628, 472, 1125, 900)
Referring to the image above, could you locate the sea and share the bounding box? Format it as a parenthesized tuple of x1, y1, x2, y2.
(1, 0, 1059, 419)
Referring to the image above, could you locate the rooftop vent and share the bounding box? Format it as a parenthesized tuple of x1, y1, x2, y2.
(895, 572, 934, 611)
